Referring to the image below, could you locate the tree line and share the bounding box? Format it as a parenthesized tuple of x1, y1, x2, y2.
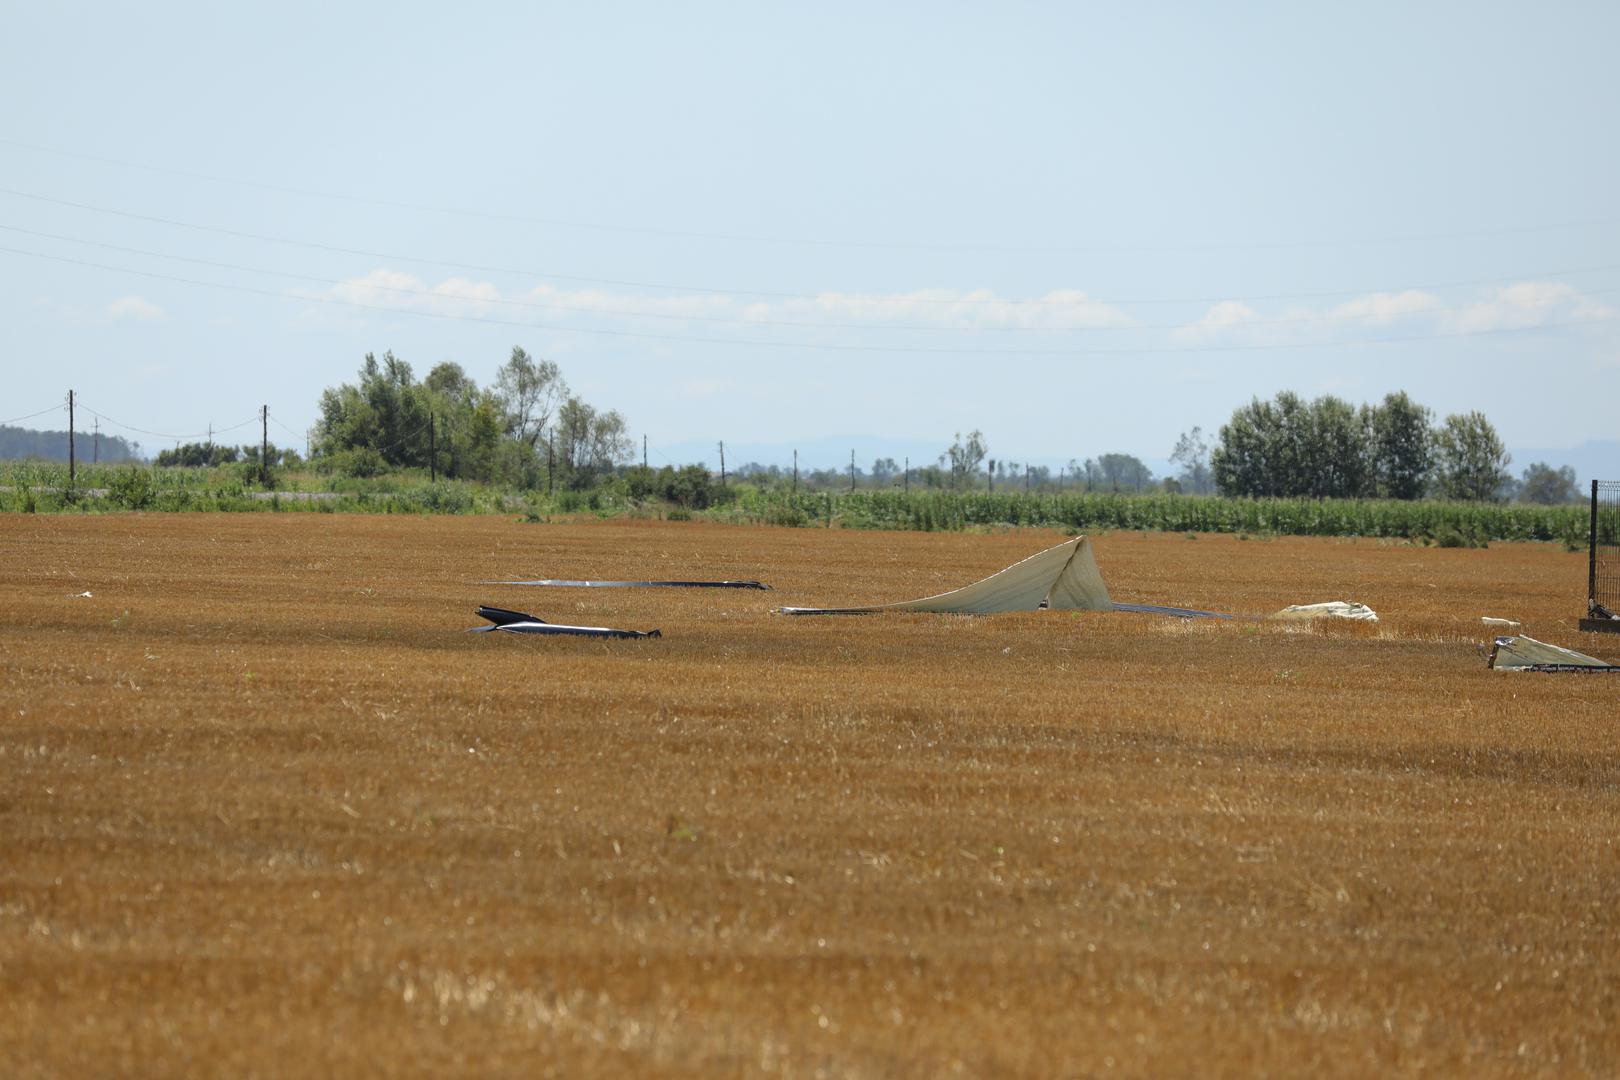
(0, 424, 139, 464)
(1200, 390, 1577, 503)
(311, 347, 630, 489)
(18, 354, 1583, 508)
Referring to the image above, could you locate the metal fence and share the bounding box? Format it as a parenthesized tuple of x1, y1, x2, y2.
(1591, 480, 1620, 619)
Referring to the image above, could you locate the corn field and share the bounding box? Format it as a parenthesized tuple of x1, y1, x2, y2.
(724, 489, 1589, 545)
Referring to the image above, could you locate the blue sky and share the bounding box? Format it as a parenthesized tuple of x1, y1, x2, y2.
(2, 1, 1616, 472)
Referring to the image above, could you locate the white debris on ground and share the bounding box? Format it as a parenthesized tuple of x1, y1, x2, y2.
(1488, 635, 1619, 671)
(1273, 601, 1378, 622)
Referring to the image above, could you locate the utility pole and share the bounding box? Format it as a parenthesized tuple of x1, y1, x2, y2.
(904, 456, 909, 493)
(1025, 464, 1031, 494)
(207, 422, 213, 464)
(718, 441, 727, 487)
(261, 405, 269, 486)
(988, 459, 995, 493)
(793, 449, 798, 492)
(67, 389, 75, 486)
(643, 434, 647, 470)
(93, 417, 100, 464)
(849, 449, 855, 492)
(429, 413, 437, 482)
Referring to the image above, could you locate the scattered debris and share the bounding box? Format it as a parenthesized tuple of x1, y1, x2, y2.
(1273, 601, 1379, 622)
(781, 536, 1366, 623)
(1112, 602, 1232, 620)
(1488, 635, 1619, 672)
(782, 536, 1111, 615)
(1481, 616, 1522, 629)
(71, 591, 92, 598)
(482, 578, 770, 590)
(469, 606, 661, 640)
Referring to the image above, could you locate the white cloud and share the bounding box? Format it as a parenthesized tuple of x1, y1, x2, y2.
(105, 295, 165, 321)
(322, 271, 1135, 331)
(1442, 281, 1617, 334)
(1326, 289, 1441, 325)
(331, 269, 500, 317)
(1173, 282, 1615, 345)
(784, 288, 1135, 329)
(318, 270, 1615, 348)
(1173, 300, 1262, 343)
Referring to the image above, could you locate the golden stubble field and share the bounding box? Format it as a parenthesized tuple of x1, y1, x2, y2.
(1, 513, 1616, 1077)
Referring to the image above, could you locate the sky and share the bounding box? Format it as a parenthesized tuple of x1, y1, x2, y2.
(2, 1, 1617, 474)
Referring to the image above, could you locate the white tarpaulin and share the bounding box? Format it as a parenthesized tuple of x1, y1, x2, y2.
(781, 535, 1112, 615)
(1273, 601, 1379, 622)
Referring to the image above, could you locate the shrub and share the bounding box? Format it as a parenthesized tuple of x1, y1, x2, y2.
(105, 467, 156, 511)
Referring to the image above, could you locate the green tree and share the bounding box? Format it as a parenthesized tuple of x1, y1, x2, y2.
(942, 431, 987, 489)
(156, 442, 239, 467)
(314, 351, 432, 467)
(555, 396, 633, 488)
(1211, 396, 1278, 496)
(1301, 395, 1369, 499)
(1367, 391, 1433, 500)
(1518, 462, 1579, 505)
(1170, 427, 1213, 494)
(1433, 411, 1511, 501)
(1097, 452, 1152, 492)
(495, 346, 566, 450)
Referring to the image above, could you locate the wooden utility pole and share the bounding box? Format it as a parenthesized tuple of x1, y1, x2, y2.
(643, 434, 647, 469)
(429, 413, 437, 482)
(93, 417, 100, 464)
(67, 389, 75, 485)
(849, 449, 855, 492)
(718, 441, 727, 487)
(793, 449, 798, 492)
(988, 459, 994, 493)
(260, 405, 269, 485)
(1025, 464, 1031, 494)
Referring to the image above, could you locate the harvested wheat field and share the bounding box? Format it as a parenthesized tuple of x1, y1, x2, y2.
(2, 514, 1617, 1076)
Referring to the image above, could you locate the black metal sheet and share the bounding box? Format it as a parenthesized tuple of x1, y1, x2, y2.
(470, 606, 661, 639)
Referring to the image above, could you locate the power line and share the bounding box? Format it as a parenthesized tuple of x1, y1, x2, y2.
(15, 221, 1611, 334)
(267, 412, 303, 439)
(77, 403, 260, 443)
(213, 413, 265, 435)
(2, 242, 1611, 356)
(3, 134, 1614, 254)
(4, 185, 1619, 309)
(0, 403, 65, 425)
